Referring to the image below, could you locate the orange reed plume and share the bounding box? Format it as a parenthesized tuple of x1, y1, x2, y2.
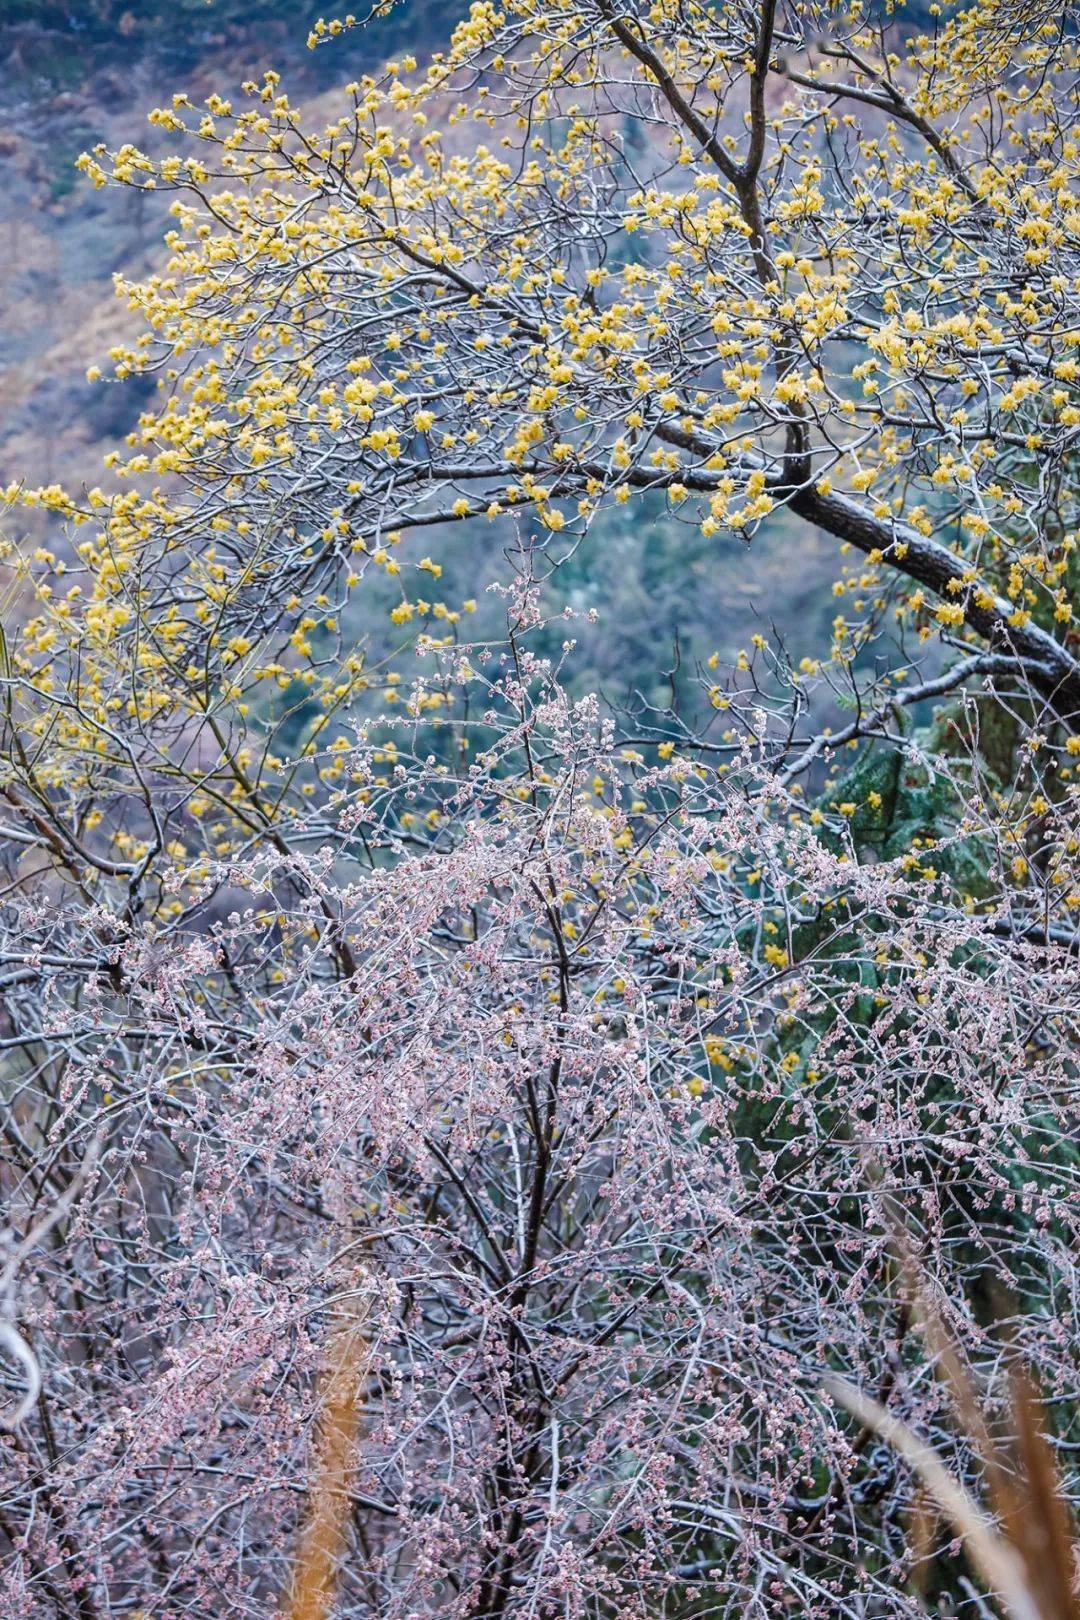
(286, 1298, 369, 1620)
(825, 1247, 1078, 1620)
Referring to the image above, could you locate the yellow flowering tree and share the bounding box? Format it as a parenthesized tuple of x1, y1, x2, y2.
(58, 0, 1080, 700)
(4, 0, 1078, 893)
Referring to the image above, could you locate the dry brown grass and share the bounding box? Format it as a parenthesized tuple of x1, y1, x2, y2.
(826, 1260, 1079, 1620)
(285, 1301, 369, 1620)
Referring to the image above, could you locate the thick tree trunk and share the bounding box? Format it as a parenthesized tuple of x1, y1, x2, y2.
(790, 485, 1080, 719)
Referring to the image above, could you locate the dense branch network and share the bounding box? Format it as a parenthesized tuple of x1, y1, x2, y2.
(0, 2, 1078, 1616)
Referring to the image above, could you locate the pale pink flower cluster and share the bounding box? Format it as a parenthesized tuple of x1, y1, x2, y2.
(1, 632, 1077, 1618)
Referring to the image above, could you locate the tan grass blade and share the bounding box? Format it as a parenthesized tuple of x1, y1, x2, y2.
(823, 1375, 1043, 1620)
(999, 1371, 1080, 1620)
(286, 1300, 369, 1620)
